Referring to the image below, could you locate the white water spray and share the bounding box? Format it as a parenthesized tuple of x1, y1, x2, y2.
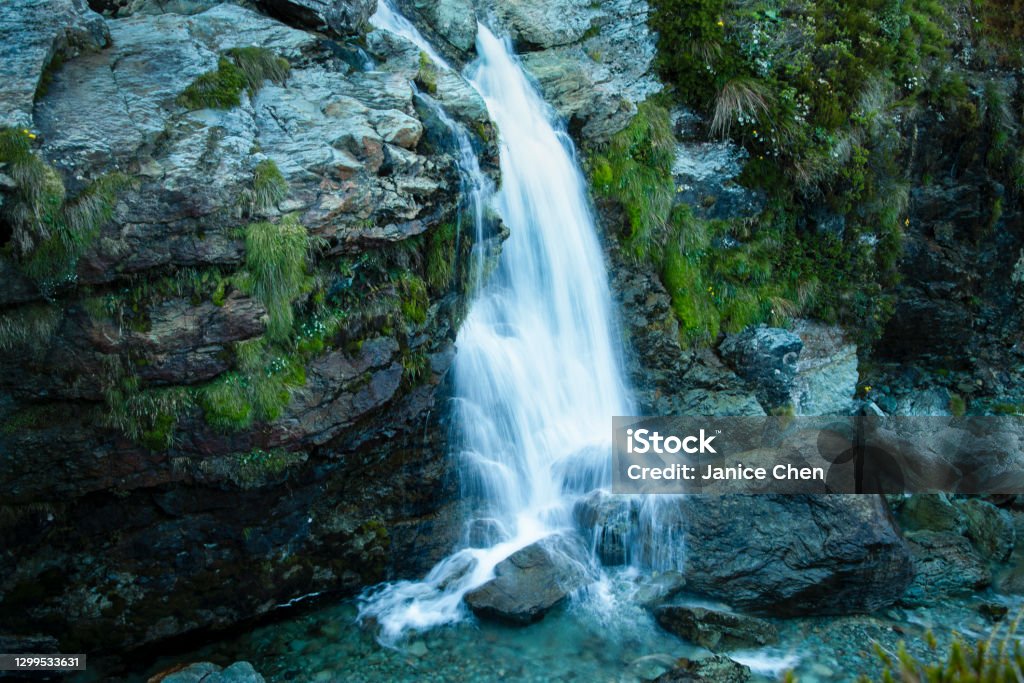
(361, 5, 632, 641)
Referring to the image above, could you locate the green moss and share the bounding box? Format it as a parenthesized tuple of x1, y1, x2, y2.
(177, 57, 247, 110)
(178, 48, 289, 111)
(416, 51, 439, 94)
(400, 348, 430, 387)
(239, 215, 311, 343)
(425, 221, 457, 291)
(103, 376, 193, 451)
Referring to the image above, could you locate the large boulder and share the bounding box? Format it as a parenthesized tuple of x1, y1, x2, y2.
(463, 535, 593, 624)
(957, 498, 1015, 562)
(654, 605, 778, 651)
(157, 661, 264, 683)
(678, 495, 914, 615)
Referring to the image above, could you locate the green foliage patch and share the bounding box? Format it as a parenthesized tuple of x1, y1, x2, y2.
(0, 128, 128, 294)
(177, 47, 289, 110)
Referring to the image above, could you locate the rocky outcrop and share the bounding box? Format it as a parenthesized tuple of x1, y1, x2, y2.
(0, 0, 110, 130)
(677, 495, 914, 615)
(790, 320, 858, 416)
(900, 530, 991, 606)
(0, 0, 498, 655)
(654, 605, 778, 651)
(719, 326, 803, 410)
(463, 535, 593, 624)
(253, 0, 376, 37)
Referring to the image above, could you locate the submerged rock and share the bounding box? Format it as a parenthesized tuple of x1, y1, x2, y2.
(463, 535, 592, 624)
(679, 495, 914, 615)
(654, 605, 778, 651)
(157, 661, 265, 683)
(654, 655, 751, 683)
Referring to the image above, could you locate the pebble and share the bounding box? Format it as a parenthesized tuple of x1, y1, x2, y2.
(408, 640, 428, 657)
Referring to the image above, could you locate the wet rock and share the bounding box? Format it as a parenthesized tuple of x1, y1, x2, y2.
(957, 498, 1015, 562)
(899, 493, 967, 534)
(463, 535, 593, 624)
(679, 495, 914, 615)
(253, 0, 376, 37)
(900, 531, 991, 606)
(159, 661, 265, 683)
(0, 0, 110, 129)
(672, 112, 765, 222)
(634, 571, 686, 608)
(979, 602, 1009, 622)
(653, 655, 751, 683)
(719, 327, 803, 410)
(573, 489, 635, 565)
(790, 320, 858, 416)
(654, 605, 778, 651)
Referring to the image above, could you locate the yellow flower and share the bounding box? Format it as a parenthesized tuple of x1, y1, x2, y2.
(717, 19, 725, 27)
(904, 217, 910, 226)
(864, 385, 872, 392)
(27, 133, 36, 140)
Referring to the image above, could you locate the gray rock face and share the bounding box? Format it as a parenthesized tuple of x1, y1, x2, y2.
(678, 495, 914, 615)
(790, 320, 858, 415)
(463, 536, 593, 624)
(485, 0, 595, 49)
(672, 109, 765, 222)
(719, 327, 803, 410)
(900, 530, 991, 606)
(254, 0, 377, 37)
(654, 605, 778, 651)
(0, 0, 110, 129)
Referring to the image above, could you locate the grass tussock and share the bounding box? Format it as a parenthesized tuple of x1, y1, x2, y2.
(178, 47, 289, 110)
(0, 304, 62, 353)
(248, 158, 288, 215)
(711, 77, 773, 139)
(0, 128, 128, 293)
(238, 215, 311, 343)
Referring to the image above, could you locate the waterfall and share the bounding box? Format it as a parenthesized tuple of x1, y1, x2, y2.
(360, 4, 632, 641)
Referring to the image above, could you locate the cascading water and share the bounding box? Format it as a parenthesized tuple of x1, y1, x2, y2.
(360, 3, 634, 641)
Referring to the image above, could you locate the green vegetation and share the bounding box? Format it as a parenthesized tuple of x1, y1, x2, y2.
(237, 215, 312, 343)
(949, 393, 967, 417)
(0, 128, 128, 294)
(0, 304, 62, 354)
(103, 373, 194, 451)
(416, 52, 439, 95)
(425, 220, 458, 291)
(177, 47, 289, 110)
(198, 338, 306, 432)
(249, 159, 288, 215)
(863, 612, 1024, 682)
(600, 0, 1023, 349)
